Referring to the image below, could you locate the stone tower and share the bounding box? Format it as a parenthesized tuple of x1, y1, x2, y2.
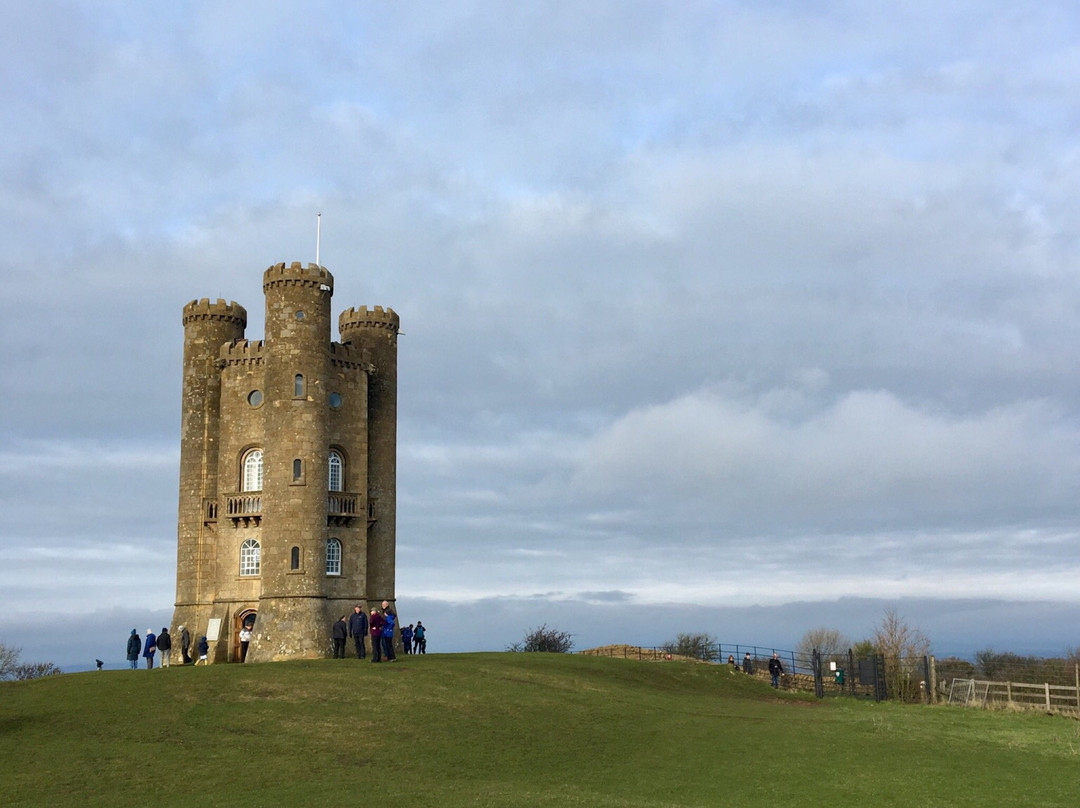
(172, 262, 399, 663)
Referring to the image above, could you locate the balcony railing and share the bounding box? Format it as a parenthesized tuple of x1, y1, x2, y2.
(224, 493, 262, 526)
(216, 491, 374, 528)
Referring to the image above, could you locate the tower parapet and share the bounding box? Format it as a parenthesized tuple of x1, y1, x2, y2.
(263, 261, 334, 293)
(182, 298, 247, 328)
(339, 305, 400, 337)
(220, 339, 265, 365)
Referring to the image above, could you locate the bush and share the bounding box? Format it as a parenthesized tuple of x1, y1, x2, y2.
(661, 633, 719, 661)
(508, 624, 573, 653)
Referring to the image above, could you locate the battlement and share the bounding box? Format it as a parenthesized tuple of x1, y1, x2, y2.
(220, 339, 265, 364)
(339, 306, 400, 336)
(262, 261, 334, 293)
(182, 298, 247, 328)
(329, 341, 375, 373)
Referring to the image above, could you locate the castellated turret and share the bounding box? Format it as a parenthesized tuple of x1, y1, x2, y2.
(172, 263, 399, 663)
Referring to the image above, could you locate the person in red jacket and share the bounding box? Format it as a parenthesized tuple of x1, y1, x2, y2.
(369, 608, 385, 663)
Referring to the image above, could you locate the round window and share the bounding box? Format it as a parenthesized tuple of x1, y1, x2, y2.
(329, 392, 342, 409)
(295, 310, 305, 320)
(247, 390, 263, 407)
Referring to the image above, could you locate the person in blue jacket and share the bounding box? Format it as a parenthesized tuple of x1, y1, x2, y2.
(126, 629, 141, 670)
(143, 628, 157, 670)
(381, 606, 396, 662)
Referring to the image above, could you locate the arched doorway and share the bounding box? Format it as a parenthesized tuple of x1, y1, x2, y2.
(234, 609, 257, 662)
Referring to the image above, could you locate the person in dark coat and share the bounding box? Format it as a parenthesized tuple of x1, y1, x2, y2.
(414, 621, 426, 654)
(196, 636, 209, 665)
(369, 608, 384, 663)
(743, 652, 754, 676)
(157, 627, 172, 668)
(180, 625, 191, 665)
(347, 605, 368, 659)
(143, 629, 157, 670)
(768, 653, 784, 688)
(401, 624, 413, 655)
(331, 616, 348, 658)
(126, 629, 141, 670)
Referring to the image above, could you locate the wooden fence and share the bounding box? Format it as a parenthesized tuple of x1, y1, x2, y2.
(949, 668, 1080, 712)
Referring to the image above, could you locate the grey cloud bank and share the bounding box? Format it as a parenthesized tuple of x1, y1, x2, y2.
(2, 1, 1079, 666)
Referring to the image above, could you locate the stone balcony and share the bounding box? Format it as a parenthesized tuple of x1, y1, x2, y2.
(214, 492, 373, 528)
(224, 493, 262, 527)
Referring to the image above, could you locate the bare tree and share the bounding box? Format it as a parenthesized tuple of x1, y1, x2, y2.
(0, 642, 19, 679)
(872, 608, 931, 701)
(0, 641, 61, 681)
(796, 627, 851, 665)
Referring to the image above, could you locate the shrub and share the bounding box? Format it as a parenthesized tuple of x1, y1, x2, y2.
(661, 633, 719, 661)
(508, 624, 573, 653)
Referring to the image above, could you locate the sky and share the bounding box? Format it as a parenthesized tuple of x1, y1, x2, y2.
(3, 1, 1080, 669)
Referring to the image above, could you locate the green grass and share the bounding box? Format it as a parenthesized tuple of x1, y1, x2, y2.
(1, 653, 1077, 807)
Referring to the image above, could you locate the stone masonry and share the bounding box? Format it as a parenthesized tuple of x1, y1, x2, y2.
(171, 262, 399, 663)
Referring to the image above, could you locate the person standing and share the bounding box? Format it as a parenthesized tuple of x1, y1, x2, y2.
(743, 652, 754, 676)
(331, 616, 348, 659)
(401, 624, 413, 655)
(143, 628, 157, 670)
(381, 606, 396, 662)
(369, 608, 384, 662)
(157, 627, 172, 668)
(126, 629, 141, 670)
(196, 636, 209, 665)
(768, 653, 784, 688)
(414, 621, 426, 654)
(180, 625, 192, 665)
(348, 605, 368, 659)
(238, 624, 252, 663)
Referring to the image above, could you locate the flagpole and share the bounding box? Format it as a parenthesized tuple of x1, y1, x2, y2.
(316, 212, 322, 266)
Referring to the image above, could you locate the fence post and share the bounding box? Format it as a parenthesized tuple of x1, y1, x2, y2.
(848, 649, 855, 696)
(928, 655, 937, 704)
(922, 656, 931, 704)
(1006, 681, 1012, 704)
(1075, 664, 1079, 709)
(1045, 682, 1051, 710)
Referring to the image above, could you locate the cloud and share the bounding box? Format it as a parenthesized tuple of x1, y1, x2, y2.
(576, 387, 1080, 533)
(3, 1, 1080, 664)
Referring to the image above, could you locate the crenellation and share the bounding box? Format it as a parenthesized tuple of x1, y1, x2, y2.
(339, 305, 400, 336)
(220, 338, 265, 363)
(182, 298, 248, 327)
(262, 261, 334, 293)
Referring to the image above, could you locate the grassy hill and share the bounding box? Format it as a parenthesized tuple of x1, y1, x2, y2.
(1, 652, 1076, 807)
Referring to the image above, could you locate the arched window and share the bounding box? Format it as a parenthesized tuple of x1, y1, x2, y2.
(294, 374, 305, 397)
(290, 546, 301, 570)
(240, 539, 261, 576)
(293, 458, 303, 481)
(328, 451, 343, 492)
(242, 450, 263, 492)
(326, 538, 342, 576)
